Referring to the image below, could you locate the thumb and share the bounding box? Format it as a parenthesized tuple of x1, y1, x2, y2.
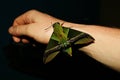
(9, 24, 32, 37)
(9, 23, 41, 43)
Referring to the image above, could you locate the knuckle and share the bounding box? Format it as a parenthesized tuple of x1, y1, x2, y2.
(25, 25, 30, 35)
(13, 18, 18, 25)
(27, 9, 38, 15)
(15, 27, 19, 35)
(29, 9, 37, 12)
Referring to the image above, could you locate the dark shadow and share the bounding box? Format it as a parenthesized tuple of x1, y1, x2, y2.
(3, 40, 120, 80)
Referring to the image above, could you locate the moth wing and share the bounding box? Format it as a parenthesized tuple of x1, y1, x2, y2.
(44, 31, 60, 64)
(63, 27, 69, 38)
(51, 33, 60, 42)
(64, 47, 72, 56)
(68, 28, 95, 48)
(74, 33, 94, 45)
(43, 51, 60, 64)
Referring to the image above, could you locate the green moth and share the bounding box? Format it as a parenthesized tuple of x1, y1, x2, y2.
(43, 22, 95, 64)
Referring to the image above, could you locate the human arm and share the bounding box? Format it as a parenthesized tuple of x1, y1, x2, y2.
(8, 10, 120, 72)
(65, 23, 120, 72)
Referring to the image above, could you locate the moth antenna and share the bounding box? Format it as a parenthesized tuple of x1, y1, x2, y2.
(44, 22, 53, 30)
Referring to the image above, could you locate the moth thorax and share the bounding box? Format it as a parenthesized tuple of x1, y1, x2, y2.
(61, 41, 71, 48)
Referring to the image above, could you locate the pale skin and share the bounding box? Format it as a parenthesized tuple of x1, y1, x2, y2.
(8, 10, 120, 72)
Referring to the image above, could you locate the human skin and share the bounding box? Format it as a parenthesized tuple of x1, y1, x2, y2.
(9, 10, 120, 72)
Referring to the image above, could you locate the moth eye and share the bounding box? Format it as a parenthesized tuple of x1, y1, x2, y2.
(56, 22, 60, 24)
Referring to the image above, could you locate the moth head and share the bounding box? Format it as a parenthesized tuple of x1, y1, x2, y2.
(53, 22, 60, 27)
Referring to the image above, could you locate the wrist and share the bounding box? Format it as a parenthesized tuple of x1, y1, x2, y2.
(62, 21, 87, 32)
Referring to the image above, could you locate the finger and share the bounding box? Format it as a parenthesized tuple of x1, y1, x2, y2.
(13, 36, 30, 43)
(9, 25, 28, 36)
(9, 23, 39, 41)
(9, 24, 34, 43)
(12, 36, 21, 42)
(22, 38, 29, 43)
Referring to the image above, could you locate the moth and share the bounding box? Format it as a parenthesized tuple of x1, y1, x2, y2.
(43, 22, 95, 63)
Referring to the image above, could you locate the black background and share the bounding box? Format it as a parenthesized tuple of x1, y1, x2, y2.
(0, 0, 120, 80)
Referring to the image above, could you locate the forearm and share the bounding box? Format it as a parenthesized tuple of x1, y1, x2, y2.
(63, 22, 120, 72)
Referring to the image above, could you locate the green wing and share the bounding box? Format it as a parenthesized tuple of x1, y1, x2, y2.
(51, 33, 60, 42)
(51, 22, 69, 43)
(68, 28, 95, 47)
(64, 47, 72, 56)
(74, 33, 94, 45)
(43, 33, 59, 63)
(51, 27, 69, 42)
(43, 51, 60, 64)
(63, 27, 69, 38)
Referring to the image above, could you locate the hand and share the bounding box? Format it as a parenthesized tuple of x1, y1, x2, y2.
(8, 10, 62, 44)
